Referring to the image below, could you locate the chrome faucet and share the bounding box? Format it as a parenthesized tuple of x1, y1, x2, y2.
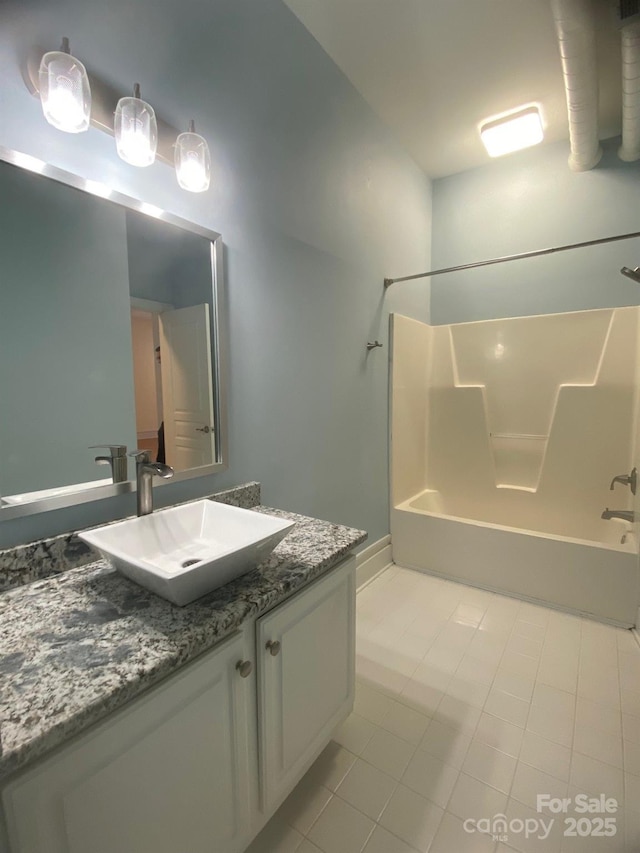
(601, 508, 636, 523)
(130, 450, 174, 516)
(90, 445, 128, 483)
(609, 467, 637, 495)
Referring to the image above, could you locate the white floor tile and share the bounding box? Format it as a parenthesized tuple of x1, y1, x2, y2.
(462, 740, 517, 794)
(399, 679, 446, 719)
(504, 798, 563, 853)
(573, 722, 624, 769)
(356, 656, 411, 697)
(531, 683, 575, 718)
(485, 687, 530, 728)
(378, 783, 444, 852)
(447, 771, 508, 822)
(445, 673, 491, 709)
(276, 780, 333, 835)
(282, 569, 640, 853)
(332, 713, 377, 755)
(625, 800, 640, 853)
(453, 602, 486, 628)
(354, 682, 394, 725)
(456, 653, 499, 687)
(474, 712, 525, 758)
(510, 761, 568, 810)
(335, 758, 397, 821)
(380, 699, 431, 745)
(575, 697, 622, 739)
(526, 703, 573, 748)
(570, 751, 624, 801)
(493, 668, 536, 703)
(518, 603, 549, 628)
(306, 796, 374, 853)
(360, 727, 416, 780)
(401, 747, 460, 807)
(419, 717, 473, 768)
(507, 634, 543, 660)
(435, 693, 483, 731)
(621, 688, 640, 719)
(429, 811, 496, 853)
(500, 650, 539, 681)
(622, 712, 640, 745)
(513, 619, 547, 643)
(296, 841, 324, 853)
(361, 825, 419, 853)
(244, 817, 304, 853)
(468, 632, 507, 666)
(624, 740, 640, 777)
(519, 730, 571, 782)
(302, 742, 357, 792)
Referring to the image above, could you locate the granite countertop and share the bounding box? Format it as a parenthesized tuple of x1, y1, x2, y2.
(0, 502, 366, 783)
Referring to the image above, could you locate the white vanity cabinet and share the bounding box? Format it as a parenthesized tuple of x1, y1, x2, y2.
(2, 630, 254, 853)
(257, 557, 355, 812)
(2, 556, 355, 853)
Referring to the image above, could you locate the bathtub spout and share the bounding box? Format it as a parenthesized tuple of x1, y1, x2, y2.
(601, 508, 636, 523)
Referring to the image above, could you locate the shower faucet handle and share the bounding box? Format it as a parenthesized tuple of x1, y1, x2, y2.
(609, 467, 637, 495)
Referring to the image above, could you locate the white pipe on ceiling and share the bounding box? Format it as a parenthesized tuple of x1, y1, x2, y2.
(619, 20, 640, 162)
(551, 0, 602, 171)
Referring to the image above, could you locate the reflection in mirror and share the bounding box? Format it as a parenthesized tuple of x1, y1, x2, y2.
(0, 154, 225, 515)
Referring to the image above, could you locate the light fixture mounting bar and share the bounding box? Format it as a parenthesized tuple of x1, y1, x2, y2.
(24, 46, 179, 167)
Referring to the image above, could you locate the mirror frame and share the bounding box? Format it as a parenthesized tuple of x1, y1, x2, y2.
(0, 145, 228, 520)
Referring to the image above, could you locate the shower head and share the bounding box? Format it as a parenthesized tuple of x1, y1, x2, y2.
(621, 266, 640, 283)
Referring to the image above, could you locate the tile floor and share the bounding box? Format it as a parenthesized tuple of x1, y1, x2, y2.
(246, 566, 640, 853)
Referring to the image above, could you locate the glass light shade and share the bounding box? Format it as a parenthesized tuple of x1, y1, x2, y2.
(114, 90, 157, 167)
(480, 106, 544, 158)
(39, 47, 91, 133)
(175, 128, 211, 192)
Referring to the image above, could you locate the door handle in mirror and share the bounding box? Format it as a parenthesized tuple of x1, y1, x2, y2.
(196, 426, 211, 434)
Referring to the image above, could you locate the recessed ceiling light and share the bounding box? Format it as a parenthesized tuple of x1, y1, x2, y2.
(480, 106, 544, 158)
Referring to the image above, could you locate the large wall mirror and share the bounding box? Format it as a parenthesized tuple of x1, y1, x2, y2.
(0, 148, 227, 520)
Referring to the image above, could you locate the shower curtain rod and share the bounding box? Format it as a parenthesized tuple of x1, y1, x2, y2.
(383, 229, 640, 288)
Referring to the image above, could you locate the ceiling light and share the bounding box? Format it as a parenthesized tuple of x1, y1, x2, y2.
(175, 121, 211, 192)
(480, 106, 544, 158)
(38, 37, 91, 133)
(114, 83, 157, 167)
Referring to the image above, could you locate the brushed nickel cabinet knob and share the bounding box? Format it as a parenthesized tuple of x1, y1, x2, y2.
(265, 640, 281, 656)
(236, 660, 253, 678)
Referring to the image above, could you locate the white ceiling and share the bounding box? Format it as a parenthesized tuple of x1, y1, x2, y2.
(283, 0, 624, 178)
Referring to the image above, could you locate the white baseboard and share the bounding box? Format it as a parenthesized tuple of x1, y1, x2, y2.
(356, 535, 393, 590)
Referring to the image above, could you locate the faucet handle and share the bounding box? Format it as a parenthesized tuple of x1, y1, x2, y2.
(129, 449, 151, 464)
(89, 444, 127, 457)
(609, 467, 637, 495)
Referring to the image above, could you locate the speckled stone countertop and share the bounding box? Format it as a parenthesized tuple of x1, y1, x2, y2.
(0, 496, 366, 783)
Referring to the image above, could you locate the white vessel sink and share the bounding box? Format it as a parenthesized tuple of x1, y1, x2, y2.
(79, 500, 295, 606)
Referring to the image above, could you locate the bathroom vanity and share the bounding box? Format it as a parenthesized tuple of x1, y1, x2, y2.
(0, 484, 366, 853)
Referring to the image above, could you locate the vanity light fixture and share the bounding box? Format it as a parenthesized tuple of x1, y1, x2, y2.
(114, 83, 157, 167)
(175, 120, 211, 192)
(38, 37, 91, 133)
(480, 106, 544, 158)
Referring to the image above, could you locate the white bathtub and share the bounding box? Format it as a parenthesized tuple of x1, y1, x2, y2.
(391, 490, 639, 626)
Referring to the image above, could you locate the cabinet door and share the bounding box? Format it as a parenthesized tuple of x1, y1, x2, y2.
(3, 631, 253, 853)
(257, 557, 355, 811)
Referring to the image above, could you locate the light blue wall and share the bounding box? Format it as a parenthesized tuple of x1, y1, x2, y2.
(0, 0, 432, 546)
(0, 161, 138, 496)
(431, 137, 640, 325)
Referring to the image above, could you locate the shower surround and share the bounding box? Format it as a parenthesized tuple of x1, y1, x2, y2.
(390, 309, 640, 626)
